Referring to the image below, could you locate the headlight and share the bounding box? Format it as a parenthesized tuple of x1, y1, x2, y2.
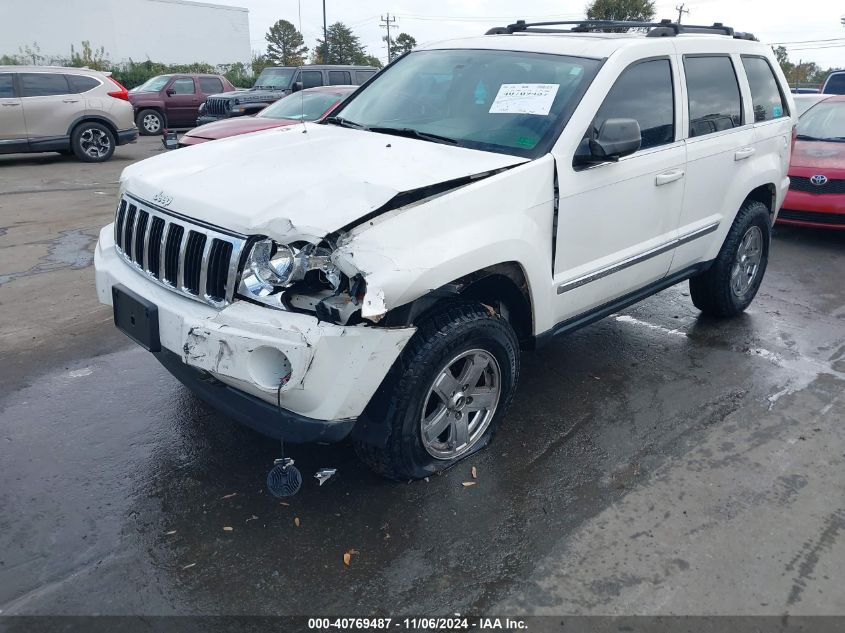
(233, 98, 240, 105)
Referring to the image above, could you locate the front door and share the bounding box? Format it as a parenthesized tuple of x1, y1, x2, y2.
(0, 73, 26, 150)
(164, 77, 199, 126)
(552, 57, 686, 326)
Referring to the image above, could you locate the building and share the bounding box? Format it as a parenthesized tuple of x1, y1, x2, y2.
(0, 0, 251, 66)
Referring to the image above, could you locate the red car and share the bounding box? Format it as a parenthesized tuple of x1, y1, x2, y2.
(178, 85, 356, 147)
(779, 95, 845, 229)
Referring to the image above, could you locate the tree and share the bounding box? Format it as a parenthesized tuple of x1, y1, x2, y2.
(265, 19, 308, 66)
(70, 41, 109, 71)
(585, 0, 656, 26)
(388, 33, 416, 60)
(772, 45, 789, 67)
(311, 22, 369, 65)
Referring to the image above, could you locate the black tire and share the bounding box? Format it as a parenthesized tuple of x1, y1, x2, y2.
(136, 109, 164, 136)
(354, 301, 520, 481)
(689, 199, 771, 317)
(70, 122, 115, 163)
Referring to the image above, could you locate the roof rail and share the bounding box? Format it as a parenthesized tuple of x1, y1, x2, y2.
(485, 19, 757, 41)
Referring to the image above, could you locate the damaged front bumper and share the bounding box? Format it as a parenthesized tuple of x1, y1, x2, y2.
(94, 225, 416, 441)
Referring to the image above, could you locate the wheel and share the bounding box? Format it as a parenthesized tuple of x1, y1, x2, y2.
(136, 109, 164, 136)
(354, 301, 520, 481)
(689, 199, 770, 317)
(70, 122, 115, 163)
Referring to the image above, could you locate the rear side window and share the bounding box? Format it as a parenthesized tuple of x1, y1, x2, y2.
(355, 70, 376, 84)
(67, 75, 100, 93)
(301, 71, 323, 88)
(684, 56, 743, 137)
(328, 70, 351, 85)
(824, 73, 845, 95)
(21, 73, 70, 97)
(742, 56, 788, 121)
(592, 59, 674, 150)
(0, 74, 14, 98)
(199, 76, 223, 93)
(171, 78, 195, 94)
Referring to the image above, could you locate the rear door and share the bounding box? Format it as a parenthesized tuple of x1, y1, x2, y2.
(20, 72, 80, 145)
(165, 76, 199, 126)
(198, 76, 224, 98)
(0, 72, 27, 149)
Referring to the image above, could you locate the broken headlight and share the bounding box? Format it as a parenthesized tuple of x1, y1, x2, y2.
(239, 238, 343, 309)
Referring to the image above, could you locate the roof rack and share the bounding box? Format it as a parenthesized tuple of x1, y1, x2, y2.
(485, 19, 757, 41)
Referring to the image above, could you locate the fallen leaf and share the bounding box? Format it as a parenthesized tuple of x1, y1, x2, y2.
(164, 530, 177, 536)
(343, 552, 351, 566)
(223, 526, 233, 532)
(182, 563, 196, 570)
(294, 517, 301, 527)
(471, 466, 477, 479)
(462, 481, 477, 487)
(221, 493, 237, 500)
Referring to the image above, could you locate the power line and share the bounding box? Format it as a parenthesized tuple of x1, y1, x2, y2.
(380, 13, 397, 62)
(675, 3, 689, 24)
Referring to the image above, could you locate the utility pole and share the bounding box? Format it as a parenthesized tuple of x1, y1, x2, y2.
(675, 3, 689, 23)
(322, 0, 329, 63)
(381, 13, 397, 62)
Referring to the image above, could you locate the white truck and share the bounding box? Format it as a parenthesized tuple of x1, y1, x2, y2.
(95, 19, 793, 480)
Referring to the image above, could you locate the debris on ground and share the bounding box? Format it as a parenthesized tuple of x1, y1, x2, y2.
(182, 563, 196, 570)
(223, 526, 233, 532)
(294, 517, 301, 527)
(245, 515, 259, 524)
(221, 493, 237, 500)
(343, 549, 360, 566)
(462, 481, 477, 487)
(471, 466, 477, 479)
(164, 530, 177, 536)
(315, 468, 337, 486)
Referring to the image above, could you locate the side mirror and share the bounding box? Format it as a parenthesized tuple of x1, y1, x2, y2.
(291, 81, 303, 93)
(575, 118, 641, 165)
(165, 88, 175, 96)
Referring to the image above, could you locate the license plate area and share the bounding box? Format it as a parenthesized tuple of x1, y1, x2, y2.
(112, 284, 161, 352)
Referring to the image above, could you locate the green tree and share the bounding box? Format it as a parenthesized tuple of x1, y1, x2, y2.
(70, 41, 110, 71)
(362, 54, 383, 68)
(311, 22, 369, 65)
(585, 0, 656, 26)
(265, 19, 308, 66)
(388, 32, 416, 60)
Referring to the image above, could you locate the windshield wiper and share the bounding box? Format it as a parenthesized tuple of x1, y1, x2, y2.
(369, 127, 459, 145)
(324, 116, 369, 130)
(796, 134, 822, 141)
(821, 136, 845, 142)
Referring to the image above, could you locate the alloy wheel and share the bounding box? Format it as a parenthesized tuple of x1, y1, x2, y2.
(79, 128, 112, 160)
(730, 225, 763, 298)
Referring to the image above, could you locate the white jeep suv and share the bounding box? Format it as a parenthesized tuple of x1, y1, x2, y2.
(94, 20, 793, 480)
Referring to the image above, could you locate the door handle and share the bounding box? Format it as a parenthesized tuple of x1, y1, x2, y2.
(655, 170, 685, 186)
(735, 147, 756, 161)
(63, 99, 80, 103)
(1, 102, 20, 107)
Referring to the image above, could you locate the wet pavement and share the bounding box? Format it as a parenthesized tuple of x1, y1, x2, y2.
(1, 138, 844, 616)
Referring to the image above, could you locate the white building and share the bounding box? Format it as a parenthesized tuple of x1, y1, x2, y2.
(0, 0, 251, 66)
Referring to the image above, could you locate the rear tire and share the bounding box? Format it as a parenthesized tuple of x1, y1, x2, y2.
(354, 301, 520, 481)
(689, 199, 770, 317)
(70, 122, 115, 163)
(137, 109, 164, 136)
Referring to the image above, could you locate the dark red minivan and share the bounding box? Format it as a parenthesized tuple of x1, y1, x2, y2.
(128, 74, 236, 135)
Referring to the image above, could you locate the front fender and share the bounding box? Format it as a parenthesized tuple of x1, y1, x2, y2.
(335, 154, 557, 334)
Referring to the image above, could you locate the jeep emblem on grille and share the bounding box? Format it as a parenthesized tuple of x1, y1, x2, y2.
(153, 191, 174, 207)
(810, 174, 829, 186)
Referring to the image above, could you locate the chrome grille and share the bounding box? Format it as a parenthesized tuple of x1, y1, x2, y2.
(113, 195, 247, 308)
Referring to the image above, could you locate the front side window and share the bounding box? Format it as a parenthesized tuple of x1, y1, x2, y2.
(21, 73, 70, 97)
(333, 49, 602, 158)
(170, 78, 195, 94)
(742, 56, 788, 122)
(0, 73, 15, 98)
(259, 91, 342, 121)
(591, 58, 674, 150)
(684, 56, 743, 137)
(301, 71, 324, 89)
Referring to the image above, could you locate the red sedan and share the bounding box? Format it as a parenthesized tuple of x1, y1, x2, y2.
(179, 85, 356, 147)
(779, 95, 845, 229)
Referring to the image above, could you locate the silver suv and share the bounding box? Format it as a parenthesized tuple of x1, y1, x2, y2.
(0, 66, 137, 162)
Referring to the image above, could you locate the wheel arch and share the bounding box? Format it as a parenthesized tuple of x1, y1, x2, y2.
(744, 182, 777, 221)
(68, 115, 119, 139)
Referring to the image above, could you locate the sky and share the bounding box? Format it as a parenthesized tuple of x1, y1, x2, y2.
(210, 0, 845, 69)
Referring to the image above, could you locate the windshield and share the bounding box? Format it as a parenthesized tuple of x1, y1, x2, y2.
(259, 91, 344, 120)
(331, 49, 601, 157)
(132, 75, 171, 93)
(254, 68, 295, 89)
(797, 100, 845, 141)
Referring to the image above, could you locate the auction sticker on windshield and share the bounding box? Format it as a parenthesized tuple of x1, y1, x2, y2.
(489, 83, 560, 115)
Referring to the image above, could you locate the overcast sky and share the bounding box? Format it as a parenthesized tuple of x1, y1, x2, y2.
(212, 0, 845, 68)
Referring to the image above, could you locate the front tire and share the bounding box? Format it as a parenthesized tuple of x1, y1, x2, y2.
(354, 302, 520, 481)
(70, 122, 115, 163)
(690, 199, 770, 317)
(136, 109, 164, 136)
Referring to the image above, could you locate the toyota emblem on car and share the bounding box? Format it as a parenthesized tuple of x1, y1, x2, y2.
(810, 174, 829, 186)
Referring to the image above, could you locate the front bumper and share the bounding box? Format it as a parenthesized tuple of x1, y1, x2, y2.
(94, 224, 416, 436)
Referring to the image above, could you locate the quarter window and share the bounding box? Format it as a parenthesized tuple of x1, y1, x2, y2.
(742, 56, 788, 121)
(67, 75, 100, 93)
(591, 59, 675, 150)
(355, 70, 376, 84)
(199, 77, 223, 93)
(170, 78, 195, 94)
(684, 56, 743, 137)
(301, 71, 324, 88)
(21, 73, 70, 97)
(0, 73, 14, 98)
(328, 70, 351, 85)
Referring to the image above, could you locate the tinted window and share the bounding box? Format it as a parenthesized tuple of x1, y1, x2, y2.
(328, 70, 351, 85)
(21, 73, 70, 97)
(824, 73, 845, 95)
(355, 70, 376, 84)
(684, 56, 742, 137)
(301, 71, 323, 89)
(67, 75, 100, 93)
(0, 74, 14, 98)
(742, 56, 787, 122)
(199, 76, 223, 93)
(592, 59, 674, 150)
(171, 78, 195, 94)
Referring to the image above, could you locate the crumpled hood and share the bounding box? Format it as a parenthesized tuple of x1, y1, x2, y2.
(120, 123, 528, 240)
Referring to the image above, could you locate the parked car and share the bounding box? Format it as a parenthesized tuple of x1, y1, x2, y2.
(197, 65, 377, 125)
(94, 20, 792, 481)
(793, 93, 833, 116)
(128, 73, 236, 135)
(778, 95, 845, 229)
(0, 66, 136, 162)
(178, 85, 356, 147)
(822, 70, 845, 94)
